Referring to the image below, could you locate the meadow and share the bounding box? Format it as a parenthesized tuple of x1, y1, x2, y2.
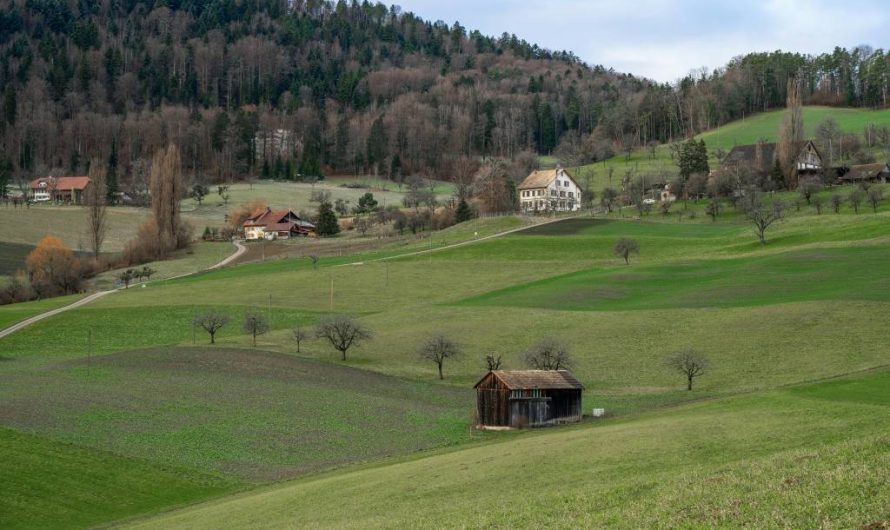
(2, 149, 890, 526)
(126, 369, 890, 529)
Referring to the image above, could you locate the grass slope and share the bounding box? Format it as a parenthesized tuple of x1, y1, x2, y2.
(0, 427, 234, 530)
(562, 105, 890, 192)
(125, 370, 890, 529)
(0, 294, 85, 331)
(0, 347, 472, 483)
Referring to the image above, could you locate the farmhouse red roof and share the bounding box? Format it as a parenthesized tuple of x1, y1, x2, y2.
(243, 208, 290, 226)
(30, 176, 91, 190)
(474, 370, 583, 390)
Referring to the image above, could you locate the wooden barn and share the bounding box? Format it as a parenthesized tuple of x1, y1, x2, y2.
(474, 370, 583, 428)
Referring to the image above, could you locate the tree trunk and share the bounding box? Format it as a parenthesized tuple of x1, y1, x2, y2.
(210, 333, 215, 344)
(687, 374, 693, 391)
(438, 362, 443, 380)
(341, 349, 346, 361)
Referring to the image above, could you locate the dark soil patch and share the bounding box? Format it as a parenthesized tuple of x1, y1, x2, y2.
(514, 218, 610, 236)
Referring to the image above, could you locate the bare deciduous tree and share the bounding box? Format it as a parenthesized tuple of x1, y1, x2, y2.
(797, 176, 822, 205)
(667, 349, 709, 391)
(85, 158, 108, 259)
(523, 338, 572, 370)
(193, 310, 230, 344)
(484, 354, 502, 371)
(315, 315, 372, 361)
(614, 238, 640, 265)
(867, 186, 883, 213)
(849, 188, 864, 214)
(777, 79, 804, 187)
(243, 311, 269, 346)
(830, 193, 843, 213)
(149, 144, 186, 255)
(745, 198, 786, 244)
(292, 326, 308, 353)
(418, 334, 462, 380)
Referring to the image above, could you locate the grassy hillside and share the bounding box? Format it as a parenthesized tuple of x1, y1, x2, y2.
(0, 427, 234, 530)
(3, 194, 890, 527)
(561, 106, 890, 193)
(126, 370, 890, 529)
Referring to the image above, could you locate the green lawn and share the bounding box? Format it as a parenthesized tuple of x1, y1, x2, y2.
(461, 244, 890, 311)
(3, 201, 890, 528)
(0, 347, 473, 484)
(125, 370, 890, 529)
(0, 294, 85, 331)
(0, 427, 235, 530)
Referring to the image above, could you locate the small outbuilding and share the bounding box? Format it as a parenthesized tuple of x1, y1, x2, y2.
(474, 370, 583, 428)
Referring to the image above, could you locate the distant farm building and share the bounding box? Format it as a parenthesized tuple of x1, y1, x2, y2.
(837, 163, 890, 184)
(518, 167, 583, 212)
(721, 140, 823, 179)
(475, 370, 583, 428)
(29, 176, 91, 204)
(243, 207, 315, 240)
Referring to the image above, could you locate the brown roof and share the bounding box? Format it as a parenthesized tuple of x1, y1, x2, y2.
(518, 169, 557, 189)
(840, 163, 890, 181)
(243, 207, 291, 227)
(30, 176, 91, 190)
(723, 142, 777, 168)
(474, 370, 583, 390)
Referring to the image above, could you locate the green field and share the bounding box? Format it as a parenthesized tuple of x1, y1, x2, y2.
(3, 118, 890, 527)
(0, 294, 84, 331)
(127, 370, 890, 529)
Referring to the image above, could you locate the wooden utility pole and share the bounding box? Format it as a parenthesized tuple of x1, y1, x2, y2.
(330, 275, 334, 311)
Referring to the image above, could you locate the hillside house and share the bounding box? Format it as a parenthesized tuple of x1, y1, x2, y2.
(29, 176, 91, 204)
(475, 370, 583, 428)
(837, 163, 890, 184)
(721, 140, 823, 180)
(243, 207, 315, 240)
(518, 167, 583, 212)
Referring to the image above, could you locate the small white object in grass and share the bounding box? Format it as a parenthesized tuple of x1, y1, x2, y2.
(592, 408, 605, 418)
(141, 284, 146, 288)
(474, 231, 478, 238)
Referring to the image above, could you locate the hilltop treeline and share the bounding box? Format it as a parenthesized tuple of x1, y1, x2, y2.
(0, 0, 888, 193)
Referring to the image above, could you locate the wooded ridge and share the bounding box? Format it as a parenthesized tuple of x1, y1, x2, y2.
(0, 0, 887, 190)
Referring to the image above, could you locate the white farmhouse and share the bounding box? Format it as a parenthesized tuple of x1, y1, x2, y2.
(518, 167, 583, 212)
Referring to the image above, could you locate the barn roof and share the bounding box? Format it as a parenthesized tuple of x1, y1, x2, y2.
(474, 370, 583, 390)
(840, 163, 890, 181)
(243, 207, 294, 227)
(30, 176, 91, 190)
(518, 170, 557, 189)
(723, 142, 777, 166)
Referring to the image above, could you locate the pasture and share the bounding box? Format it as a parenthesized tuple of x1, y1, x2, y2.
(2, 187, 890, 527)
(127, 369, 890, 529)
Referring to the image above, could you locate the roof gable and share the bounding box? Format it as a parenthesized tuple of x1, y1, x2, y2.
(518, 168, 580, 190)
(30, 176, 91, 190)
(474, 370, 583, 390)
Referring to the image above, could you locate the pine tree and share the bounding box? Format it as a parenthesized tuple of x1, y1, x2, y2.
(315, 202, 340, 236)
(106, 139, 119, 203)
(455, 198, 474, 223)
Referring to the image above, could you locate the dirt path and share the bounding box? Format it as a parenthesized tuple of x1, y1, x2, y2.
(0, 240, 246, 339)
(346, 214, 580, 265)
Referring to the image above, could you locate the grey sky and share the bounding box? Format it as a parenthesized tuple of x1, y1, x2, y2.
(395, 0, 888, 83)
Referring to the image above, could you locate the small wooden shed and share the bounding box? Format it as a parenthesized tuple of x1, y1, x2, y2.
(474, 370, 583, 428)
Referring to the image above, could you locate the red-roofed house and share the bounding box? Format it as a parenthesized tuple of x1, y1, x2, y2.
(243, 207, 315, 240)
(30, 176, 92, 204)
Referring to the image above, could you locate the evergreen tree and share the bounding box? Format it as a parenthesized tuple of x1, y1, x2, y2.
(455, 197, 474, 223)
(366, 115, 387, 175)
(106, 138, 118, 203)
(315, 202, 340, 236)
(677, 139, 709, 178)
(0, 149, 11, 198)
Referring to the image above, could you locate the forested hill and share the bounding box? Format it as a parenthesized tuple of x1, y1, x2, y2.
(0, 1, 887, 189)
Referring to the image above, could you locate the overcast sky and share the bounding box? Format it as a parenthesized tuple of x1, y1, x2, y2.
(395, 0, 887, 83)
